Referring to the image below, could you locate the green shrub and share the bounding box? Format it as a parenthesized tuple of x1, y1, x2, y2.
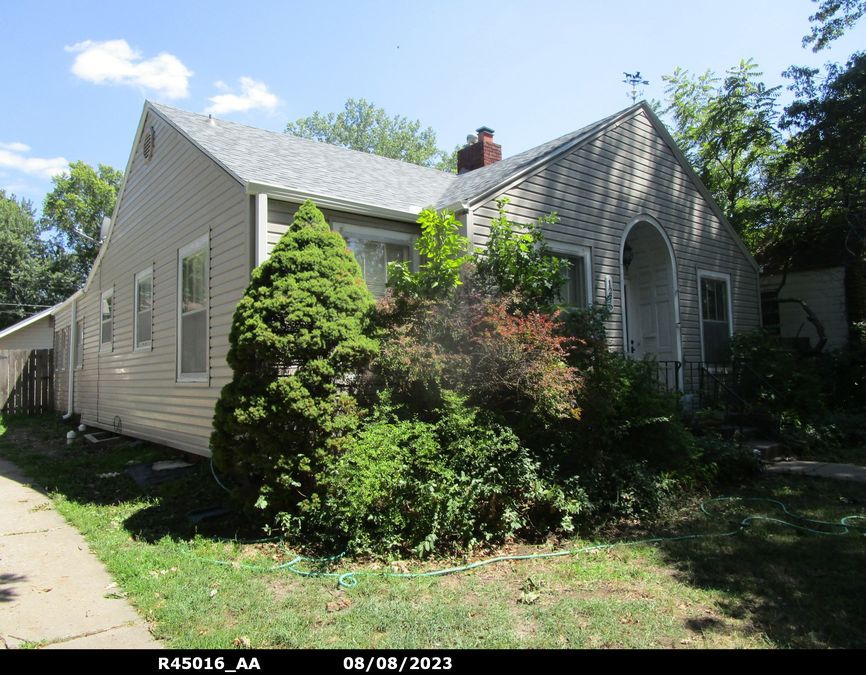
(387, 207, 470, 300)
(473, 198, 568, 311)
(694, 433, 760, 483)
(211, 200, 378, 526)
(371, 274, 581, 425)
(307, 393, 589, 556)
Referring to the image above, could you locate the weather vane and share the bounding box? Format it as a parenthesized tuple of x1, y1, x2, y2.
(623, 72, 649, 104)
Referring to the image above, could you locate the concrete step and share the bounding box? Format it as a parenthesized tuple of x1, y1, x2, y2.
(749, 439, 788, 461)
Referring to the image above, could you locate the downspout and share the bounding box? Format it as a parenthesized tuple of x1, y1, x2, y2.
(255, 193, 268, 268)
(63, 297, 76, 419)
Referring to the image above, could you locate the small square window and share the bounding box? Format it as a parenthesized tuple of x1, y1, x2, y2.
(337, 223, 417, 299)
(554, 253, 590, 309)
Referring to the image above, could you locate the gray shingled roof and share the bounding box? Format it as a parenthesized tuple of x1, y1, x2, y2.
(436, 107, 634, 207)
(150, 102, 640, 214)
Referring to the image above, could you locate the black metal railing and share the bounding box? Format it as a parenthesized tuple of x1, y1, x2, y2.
(652, 358, 787, 438)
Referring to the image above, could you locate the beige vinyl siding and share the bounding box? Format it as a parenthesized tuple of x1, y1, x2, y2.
(762, 267, 848, 350)
(75, 109, 248, 456)
(75, 291, 99, 419)
(470, 110, 760, 361)
(52, 304, 72, 411)
(0, 316, 54, 350)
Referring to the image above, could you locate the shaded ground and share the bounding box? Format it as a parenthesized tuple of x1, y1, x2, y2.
(1, 413, 864, 649)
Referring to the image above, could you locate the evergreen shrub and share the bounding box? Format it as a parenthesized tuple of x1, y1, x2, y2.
(211, 200, 378, 528)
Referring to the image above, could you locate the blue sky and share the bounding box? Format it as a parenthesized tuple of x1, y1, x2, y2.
(2, 0, 864, 212)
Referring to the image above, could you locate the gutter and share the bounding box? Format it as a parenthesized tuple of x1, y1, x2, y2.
(246, 181, 424, 224)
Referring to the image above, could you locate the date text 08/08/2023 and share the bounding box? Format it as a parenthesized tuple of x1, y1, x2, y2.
(157, 656, 454, 672)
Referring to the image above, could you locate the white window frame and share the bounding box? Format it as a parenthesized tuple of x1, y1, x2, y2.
(549, 245, 592, 309)
(100, 288, 114, 353)
(75, 319, 84, 369)
(55, 326, 70, 372)
(134, 266, 153, 351)
(697, 270, 734, 363)
(335, 222, 419, 298)
(177, 234, 209, 383)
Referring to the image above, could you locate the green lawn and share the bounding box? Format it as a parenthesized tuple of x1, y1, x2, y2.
(2, 413, 864, 649)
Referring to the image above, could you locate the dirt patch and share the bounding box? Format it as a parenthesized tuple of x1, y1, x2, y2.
(3, 428, 66, 458)
(268, 578, 305, 603)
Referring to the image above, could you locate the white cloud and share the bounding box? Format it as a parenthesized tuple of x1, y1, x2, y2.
(2, 183, 32, 195)
(0, 145, 68, 179)
(0, 141, 30, 152)
(205, 77, 280, 115)
(65, 40, 193, 99)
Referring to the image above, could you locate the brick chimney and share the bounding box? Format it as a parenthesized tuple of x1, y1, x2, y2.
(457, 126, 502, 174)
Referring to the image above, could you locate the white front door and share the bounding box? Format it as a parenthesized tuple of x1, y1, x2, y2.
(634, 264, 675, 362)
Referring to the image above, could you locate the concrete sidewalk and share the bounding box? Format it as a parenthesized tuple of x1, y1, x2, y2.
(764, 459, 866, 484)
(0, 458, 162, 649)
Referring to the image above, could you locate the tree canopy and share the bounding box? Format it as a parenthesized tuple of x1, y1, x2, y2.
(0, 192, 55, 329)
(778, 52, 866, 235)
(41, 160, 123, 292)
(657, 60, 783, 250)
(285, 98, 458, 172)
(803, 0, 866, 51)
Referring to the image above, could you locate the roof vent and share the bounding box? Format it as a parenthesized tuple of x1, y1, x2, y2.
(142, 125, 155, 162)
(208, 114, 215, 126)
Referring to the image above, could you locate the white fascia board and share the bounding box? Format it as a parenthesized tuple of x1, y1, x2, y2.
(443, 201, 469, 214)
(50, 290, 83, 317)
(246, 182, 423, 223)
(82, 103, 151, 296)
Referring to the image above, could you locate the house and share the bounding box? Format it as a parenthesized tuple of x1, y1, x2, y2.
(4, 100, 761, 456)
(758, 225, 866, 351)
(0, 304, 58, 351)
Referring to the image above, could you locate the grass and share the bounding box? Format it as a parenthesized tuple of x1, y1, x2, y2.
(1, 413, 865, 649)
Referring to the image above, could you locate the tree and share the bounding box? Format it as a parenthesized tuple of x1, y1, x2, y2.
(387, 207, 470, 300)
(658, 60, 784, 250)
(41, 161, 123, 291)
(803, 0, 866, 51)
(0, 191, 56, 329)
(211, 200, 378, 528)
(286, 98, 458, 172)
(778, 52, 866, 236)
(473, 198, 568, 310)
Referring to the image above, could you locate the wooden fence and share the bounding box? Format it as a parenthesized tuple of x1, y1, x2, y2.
(0, 349, 54, 415)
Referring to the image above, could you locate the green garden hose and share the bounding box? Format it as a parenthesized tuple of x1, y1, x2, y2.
(182, 496, 865, 588)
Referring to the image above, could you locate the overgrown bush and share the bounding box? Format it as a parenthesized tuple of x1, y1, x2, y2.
(729, 329, 866, 442)
(211, 200, 378, 525)
(213, 200, 710, 557)
(301, 393, 588, 556)
(473, 197, 568, 311)
(372, 278, 581, 424)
